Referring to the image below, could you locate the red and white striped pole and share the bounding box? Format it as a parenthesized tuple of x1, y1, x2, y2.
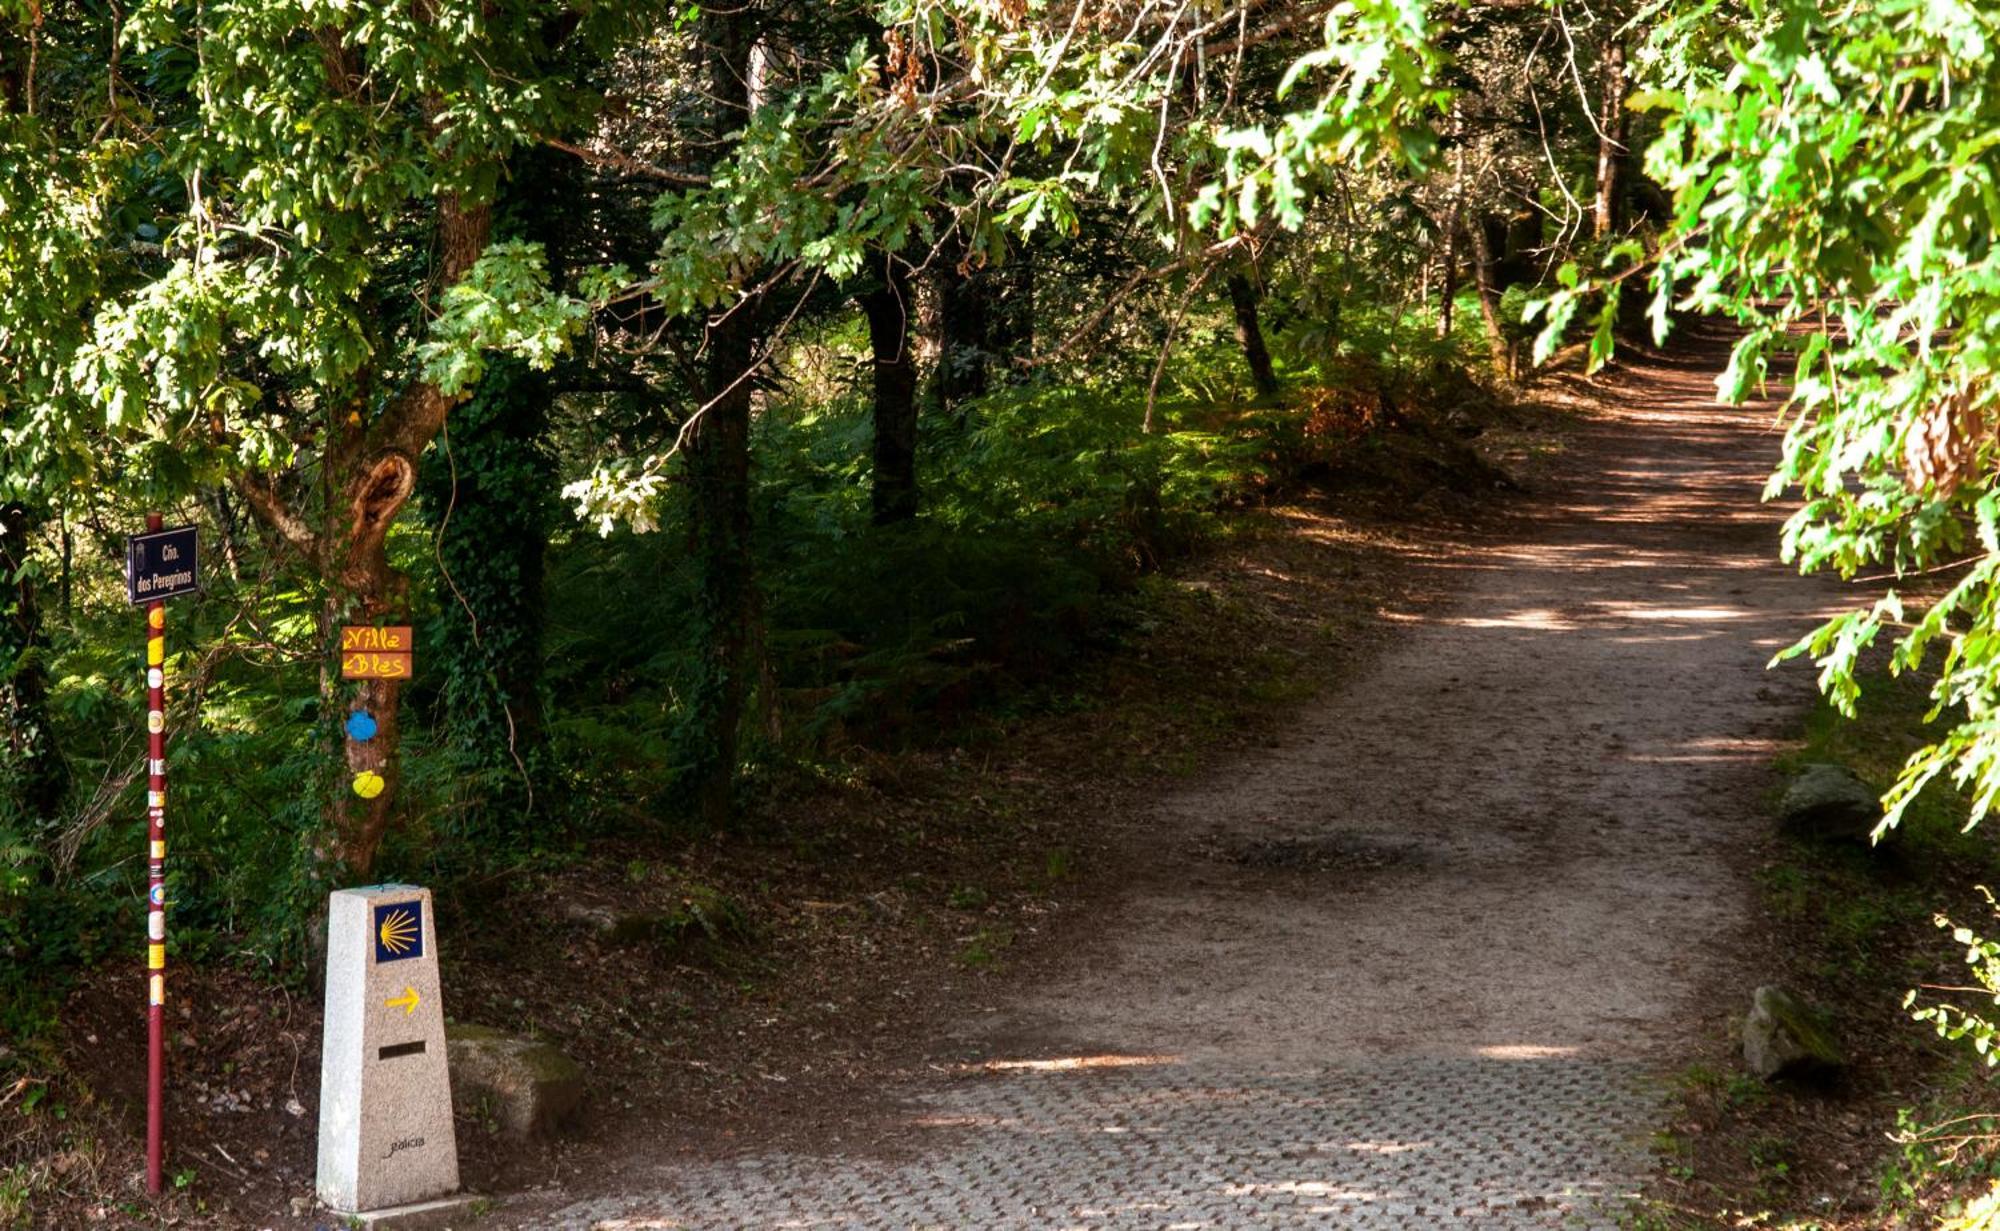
(143, 510, 167, 1195)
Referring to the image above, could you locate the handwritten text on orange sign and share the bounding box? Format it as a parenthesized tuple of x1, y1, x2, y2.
(340, 628, 414, 681)
(341, 652, 412, 681)
(340, 626, 412, 652)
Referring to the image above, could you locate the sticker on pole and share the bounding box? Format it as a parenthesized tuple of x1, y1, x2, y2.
(373, 901, 424, 963)
(125, 526, 200, 605)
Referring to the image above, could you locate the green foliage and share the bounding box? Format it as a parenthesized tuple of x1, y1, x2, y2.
(757, 378, 1271, 720)
(550, 355, 1285, 812)
(1535, 0, 2000, 839)
(0, 0, 1568, 1071)
(1945, 1181, 2000, 1231)
(645, 41, 932, 310)
(1911, 893, 2000, 1066)
(1876, 1099, 2000, 1222)
(0, 876, 119, 1043)
(1196, 0, 1456, 234)
(31, 0, 635, 496)
(416, 355, 555, 844)
(419, 244, 606, 396)
(929, 384, 1267, 557)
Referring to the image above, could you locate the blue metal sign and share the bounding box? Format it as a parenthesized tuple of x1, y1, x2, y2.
(373, 900, 424, 964)
(125, 525, 200, 605)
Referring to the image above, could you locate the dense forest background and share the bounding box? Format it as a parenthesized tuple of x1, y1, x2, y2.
(0, 0, 1649, 1034)
(11, 0, 2000, 1221)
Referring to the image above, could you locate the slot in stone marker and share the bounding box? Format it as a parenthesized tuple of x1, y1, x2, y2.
(317, 885, 477, 1222)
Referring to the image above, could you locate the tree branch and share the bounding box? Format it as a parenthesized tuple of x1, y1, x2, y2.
(1023, 236, 1245, 368)
(376, 189, 493, 462)
(231, 471, 320, 564)
(545, 136, 712, 186)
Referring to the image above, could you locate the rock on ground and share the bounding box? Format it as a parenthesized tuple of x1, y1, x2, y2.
(1743, 985, 1844, 1081)
(1779, 763, 1881, 844)
(446, 1024, 585, 1140)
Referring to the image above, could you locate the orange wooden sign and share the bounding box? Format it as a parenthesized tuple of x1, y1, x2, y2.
(341, 625, 412, 652)
(340, 627, 414, 680)
(341, 652, 411, 681)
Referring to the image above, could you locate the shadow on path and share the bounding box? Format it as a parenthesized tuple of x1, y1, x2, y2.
(544, 333, 1846, 1229)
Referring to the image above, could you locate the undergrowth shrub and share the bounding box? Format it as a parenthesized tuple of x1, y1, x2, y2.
(749, 378, 1277, 743)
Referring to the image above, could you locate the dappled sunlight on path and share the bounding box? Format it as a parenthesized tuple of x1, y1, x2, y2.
(569, 1057, 1653, 1227)
(543, 333, 1844, 1228)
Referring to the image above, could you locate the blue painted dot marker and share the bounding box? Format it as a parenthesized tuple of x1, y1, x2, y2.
(345, 710, 379, 742)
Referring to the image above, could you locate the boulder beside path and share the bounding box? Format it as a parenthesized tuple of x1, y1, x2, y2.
(1743, 985, 1844, 1081)
(446, 1024, 585, 1140)
(1779, 763, 1882, 845)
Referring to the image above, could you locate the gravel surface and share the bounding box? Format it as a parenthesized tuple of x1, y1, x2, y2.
(539, 338, 1845, 1229)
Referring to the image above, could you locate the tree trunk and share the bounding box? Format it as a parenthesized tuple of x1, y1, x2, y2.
(1225, 273, 1279, 399)
(0, 503, 64, 824)
(234, 193, 491, 878)
(416, 146, 570, 831)
(929, 253, 989, 413)
(682, 4, 761, 828)
(330, 194, 491, 874)
(1464, 219, 1511, 379)
(1594, 36, 1628, 241)
(1500, 212, 1541, 285)
(860, 254, 919, 523)
(1434, 223, 1458, 340)
(325, 452, 419, 875)
(686, 303, 756, 826)
(420, 356, 553, 805)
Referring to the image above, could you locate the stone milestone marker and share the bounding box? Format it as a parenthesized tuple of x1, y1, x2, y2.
(317, 885, 465, 1219)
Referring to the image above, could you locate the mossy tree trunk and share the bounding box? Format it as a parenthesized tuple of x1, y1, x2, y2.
(417, 149, 570, 836)
(419, 355, 554, 828)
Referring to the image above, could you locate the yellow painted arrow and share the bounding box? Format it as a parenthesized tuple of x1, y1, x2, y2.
(384, 986, 420, 1016)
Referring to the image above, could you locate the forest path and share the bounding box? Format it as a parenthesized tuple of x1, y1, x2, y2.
(547, 335, 1843, 1228)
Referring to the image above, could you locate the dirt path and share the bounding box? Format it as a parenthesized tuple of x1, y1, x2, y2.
(538, 336, 1845, 1228)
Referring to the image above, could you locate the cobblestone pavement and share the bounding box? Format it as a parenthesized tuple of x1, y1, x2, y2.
(553, 1057, 1655, 1229)
(536, 339, 1837, 1229)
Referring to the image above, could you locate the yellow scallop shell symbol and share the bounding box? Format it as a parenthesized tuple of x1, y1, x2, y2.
(377, 907, 418, 955)
(351, 770, 386, 800)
